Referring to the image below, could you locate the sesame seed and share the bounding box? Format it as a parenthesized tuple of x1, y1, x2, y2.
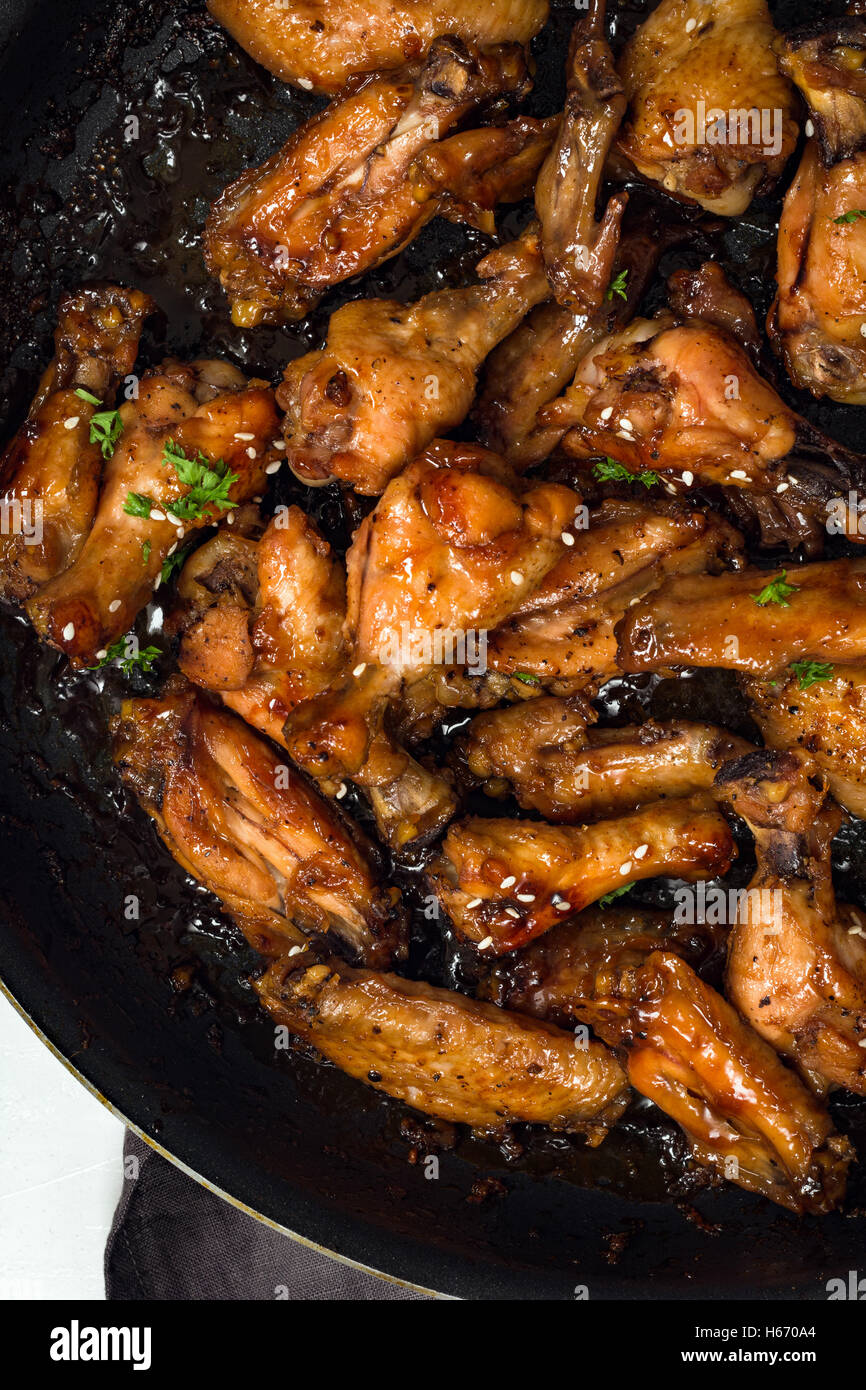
(234, 432, 255, 441)
(600, 406, 614, 421)
(352, 663, 366, 678)
(860, 323, 866, 340)
(729, 470, 749, 481)
(500, 876, 516, 888)
(273, 440, 286, 451)
(336, 782, 347, 800)
(96, 649, 107, 660)
(227, 512, 235, 525)
(859, 1037, 866, 1048)
(246, 447, 257, 459)
(477, 935, 493, 950)
(633, 843, 649, 860)
(796, 512, 807, 525)
(176, 527, 185, 539)
(555, 900, 571, 913)
(664, 482, 677, 495)
(62, 622, 75, 641)
(165, 512, 181, 526)
(617, 430, 633, 441)
(619, 861, 632, 875)
(108, 599, 121, 613)
(561, 531, 575, 546)
(682, 471, 694, 486)
(849, 923, 865, 937)
(287, 944, 306, 957)
(517, 893, 535, 903)
(265, 460, 282, 474)
(466, 897, 482, 909)
(297, 77, 313, 90)
(510, 570, 523, 584)
(776, 482, 789, 493)
(805, 119, 815, 137)
(64, 416, 80, 430)
(685, 16, 696, 31)
(150, 508, 166, 522)
(618, 417, 633, 431)
(505, 907, 520, 919)
(167, 542, 177, 556)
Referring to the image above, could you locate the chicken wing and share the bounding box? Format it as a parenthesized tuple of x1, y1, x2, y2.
(616, 557, 866, 676)
(276, 226, 557, 495)
(204, 39, 538, 327)
(112, 681, 405, 967)
(483, 496, 743, 686)
(744, 663, 866, 819)
(427, 796, 735, 954)
(770, 21, 866, 403)
(457, 705, 750, 821)
(718, 749, 866, 1096)
(0, 285, 155, 601)
(255, 954, 629, 1139)
(616, 0, 797, 216)
(26, 360, 279, 667)
(207, 0, 549, 96)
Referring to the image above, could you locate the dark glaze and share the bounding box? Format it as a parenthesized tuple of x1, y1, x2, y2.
(1, 0, 866, 1214)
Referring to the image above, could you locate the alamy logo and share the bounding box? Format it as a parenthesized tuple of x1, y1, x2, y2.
(377, 622, 488, 676)
(0, 496, 43, 544)
(674, 883, 783, 929)
(49, 1321, 152, 1370)
(673, 102, 783, 158)
(827, 1270, 866, 1300)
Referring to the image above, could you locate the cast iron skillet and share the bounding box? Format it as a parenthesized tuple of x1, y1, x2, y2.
(2, 0, 866, 1300)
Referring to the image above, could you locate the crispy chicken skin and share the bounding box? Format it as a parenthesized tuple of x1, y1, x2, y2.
(457, 706, 750, 821)
(617, 557, 866, 676)
(535, 0, 626, 311)
(616, 0, 797, 216)
(204, 39, 538, 327)
(255, 954, 629, 1137)
(427, 796, 735, 954)
(344, 440, 582, 677)
(483, 497, 743, 686)
(0, 285, 155, 601)
(484, 906, 725, 1030)
(276, 226, 557, 496)
(770, 22, 866, 403)
(718, 750, 866, 1094)
(112, 681, 404, 966)
(207, 0, 549, 96)
(26, 360, 279, 667)
(744, 664, 866, 819)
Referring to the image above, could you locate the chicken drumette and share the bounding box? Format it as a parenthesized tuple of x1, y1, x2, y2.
(0, 285, 155, 601)
(207, 0, 549, 95)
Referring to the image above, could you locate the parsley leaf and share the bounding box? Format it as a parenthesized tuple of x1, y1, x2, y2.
(160, 544, 191, 585)
(74, 387, 102, 406)
(141, 539, 151, 565)
(160, 438, 238, 521)
(593, 457, 659, 488)
(605, 268, 629, 301)
(599, 883, 634, 908)
(123, 492, 152, 519)
(89, 637, 161, 676)
(834, 209, 866, 225)
(513, 671, 540, 686)
(750, 570, 800, 607)
(790, 659, 834, 690)
(89, 408, 123, 460)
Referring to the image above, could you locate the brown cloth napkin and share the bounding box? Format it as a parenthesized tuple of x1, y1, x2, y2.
(105, 1132, 429, 1301)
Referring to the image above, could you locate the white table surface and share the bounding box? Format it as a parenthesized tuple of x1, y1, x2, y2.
(0, 990, 124, 1300)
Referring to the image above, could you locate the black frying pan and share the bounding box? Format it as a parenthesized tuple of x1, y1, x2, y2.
(2, 0, 866, 1300)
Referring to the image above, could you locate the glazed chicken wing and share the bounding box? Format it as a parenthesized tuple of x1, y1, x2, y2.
(744, 663, 866, 820)
(204, 39, 539, 327)
(26, 360, 279, 667)
(112, 681, 404, 966)
(617, 0, 797, 216)
(483, 496, 743, 686)
(457, 705, 750, 821)
(490, 912, 851, 1212)
(256, 954, 629, 1139)
(427, 796, 735, 954)
(770, 21, 866, 403)
(0, 285, 155, 600)
(718, 749, 866, 1096)
(276, 226, 557, 495)
(207, 0, 549, 96)
(617, 557, 866, 676)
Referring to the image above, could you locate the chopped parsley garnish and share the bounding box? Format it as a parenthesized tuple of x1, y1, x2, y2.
(123, 492, 152, 519)
(834, 209, 866, 224)
(160, 544, 191, 585)
(89, 637, 161, 676)
(160, 439, 238, 521)
(599, 883, 634, 908)
(73, 388, 123, 459)
(605, 268, 629, 301)
(750, 570, 800, 608)
(789, 659, 834, 690)
(513, 672, 540, 685)
(593, 457, 659, 488)
(141, 539, 151, 565)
